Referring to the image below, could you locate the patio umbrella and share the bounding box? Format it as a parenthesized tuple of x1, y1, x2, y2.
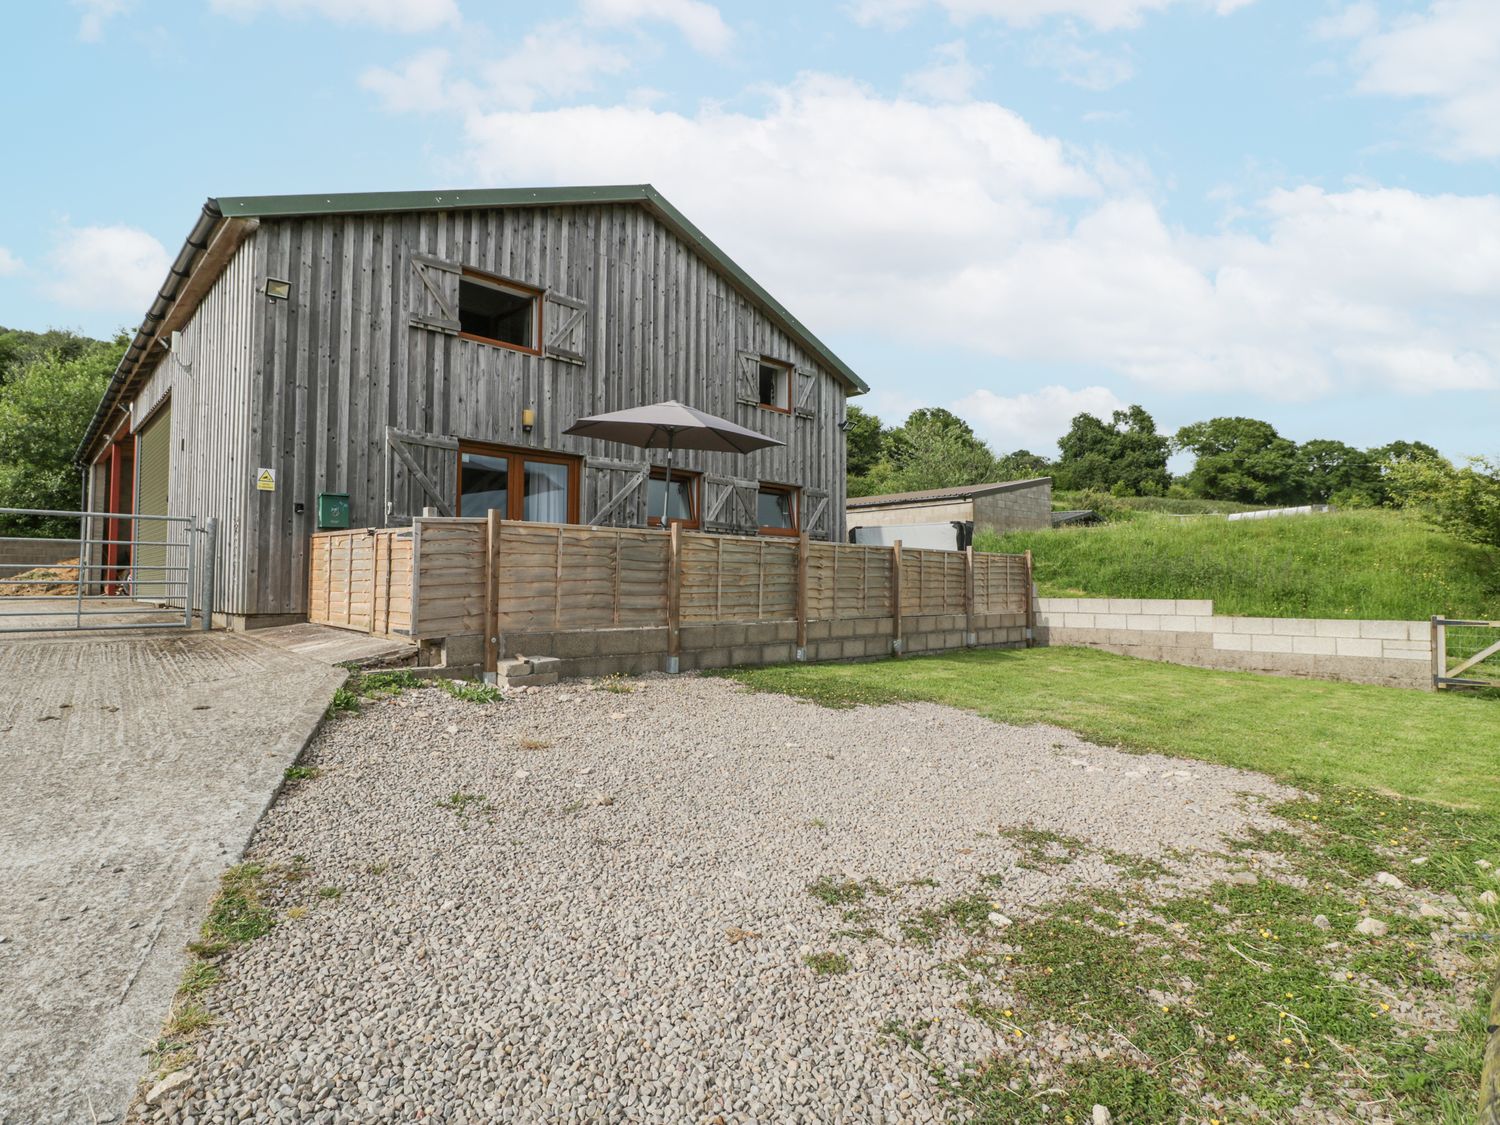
(563, 400, 784, 526)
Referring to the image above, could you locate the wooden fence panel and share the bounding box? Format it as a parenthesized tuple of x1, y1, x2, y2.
(900, 548, 968, 617)
(679, 532, 798, 623)
(411, 518, 486, 638)
(493, 522, 670, 632)
(309, 528, 414, 635)
(974, 552, 1030, 614)
(806, 542, 893, 620)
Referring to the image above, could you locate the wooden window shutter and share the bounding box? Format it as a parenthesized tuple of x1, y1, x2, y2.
(793, 368, 818, 419)
(732, 478, 760, 531)
(702, 474, 741, 531)
(803, 487, 831, 540)
(408, 253, 462, 335)
(736, 352, 761, 406)
(587, 458, 650, 526)
(385, 426, 458, 521)
(544, 290, 588, 365)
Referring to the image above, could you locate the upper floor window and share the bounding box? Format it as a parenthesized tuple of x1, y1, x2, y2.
(757, 358, 791, 412)
(459, 270, 541, 354)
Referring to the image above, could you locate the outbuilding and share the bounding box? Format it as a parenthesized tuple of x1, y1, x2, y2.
(846, 478, 1053, 541)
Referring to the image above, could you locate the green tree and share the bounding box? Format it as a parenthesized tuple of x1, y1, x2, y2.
(1175, 417, 1303, 505)
(994, 448, 1054, 481)
(842, 404, 886, 478)
(1386, 454, 1500, 548)
(874, 408, 999, 494)
(0, 326, 102, 385)
(0, 337, 124, 535)
(1054, 405, 1170, 496)
(1297, 439, 1380, 506)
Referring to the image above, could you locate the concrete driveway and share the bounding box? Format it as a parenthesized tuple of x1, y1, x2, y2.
(0, 630, 353, 1125)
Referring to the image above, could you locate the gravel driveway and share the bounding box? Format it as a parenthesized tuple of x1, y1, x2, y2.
(133, 674, 1294, 1123)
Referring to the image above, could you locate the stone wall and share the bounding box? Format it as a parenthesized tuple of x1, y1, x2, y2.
(449, 611, 1031, 679)
(1035, 597, 1431, 689)
(972, 479, 1052, 535)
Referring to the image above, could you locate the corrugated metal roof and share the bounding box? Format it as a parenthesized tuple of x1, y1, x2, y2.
(213, 184, 867, 395)
(846, 477, 1052, 509)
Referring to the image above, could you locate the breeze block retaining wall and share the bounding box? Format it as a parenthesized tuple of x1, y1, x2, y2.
(1035, 598, 1431, 689)
(479, 610, 1031, 679)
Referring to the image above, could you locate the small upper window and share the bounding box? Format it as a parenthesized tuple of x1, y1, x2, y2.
(757, 359, 790, 412)
(459, 271, 540, 352)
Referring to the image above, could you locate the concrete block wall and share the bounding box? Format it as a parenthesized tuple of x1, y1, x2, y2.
(1035, 598, 1431, 689)
(0, 538, 79, 572)
(453, 610, 1032, 679)
(973, 480, 1052, 535)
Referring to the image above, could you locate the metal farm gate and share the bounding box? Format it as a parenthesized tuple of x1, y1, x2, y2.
(0, 507, 218, 634)
(1431, 616, 1500, 690)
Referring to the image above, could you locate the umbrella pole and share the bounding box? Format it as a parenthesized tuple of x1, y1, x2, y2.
(661, 435, 674, 527)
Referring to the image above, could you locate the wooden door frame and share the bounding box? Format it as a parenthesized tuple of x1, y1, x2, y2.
(455, 441, 582, 524)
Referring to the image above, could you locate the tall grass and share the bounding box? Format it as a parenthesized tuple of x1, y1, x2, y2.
(980, 509, 1500, 620)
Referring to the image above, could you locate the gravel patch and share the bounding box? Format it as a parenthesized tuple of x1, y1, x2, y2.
(132, 674, 1297, 1124)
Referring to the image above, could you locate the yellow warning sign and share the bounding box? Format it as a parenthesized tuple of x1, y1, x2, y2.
(255, 467, 276, 492)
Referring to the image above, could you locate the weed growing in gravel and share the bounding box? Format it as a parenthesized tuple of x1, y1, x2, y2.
(326, 686, 360, 716)
(439, 678, 502, 704)
(807, 817, 828, 829)
(283, 765, 320, 782)
(436, 791, 491, 819)
(995, 826, 1084, 871)
(518, 737, 553, 750)
(595, 674, 636, 694)
(328, 669, 426, 717)
(316, 886, 343, 900)
(178, 960, 221, 997)
(808, 875, 891, 907)
(804, 951, 852, 975)
(189, 863, 276, 958)
(367, 861, 390, 875)
(880, 785, 1500, 1121)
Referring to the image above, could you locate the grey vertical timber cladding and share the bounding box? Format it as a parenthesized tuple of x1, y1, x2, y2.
(242, 202, 850, 616)
(124, 236, 258, 615)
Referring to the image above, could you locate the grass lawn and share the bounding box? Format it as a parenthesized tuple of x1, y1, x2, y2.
(978, 508, 1500, 622)
(726, 646, 1500, 813)
(721, 648, 1500, 1122)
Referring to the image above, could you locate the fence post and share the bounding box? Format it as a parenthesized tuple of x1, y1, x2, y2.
(964, 546, 976, 647)
(1430, 615, 1442, 691)
(891, 540, 903, 656)
(795, 532, 809, 661)
(1024, 549, 1036, 648)
(483, 511, 501, 684)
(200, 517, 218, 631)
(667, 522, 682, 673)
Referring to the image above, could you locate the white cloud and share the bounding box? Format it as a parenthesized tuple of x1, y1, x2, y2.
(580, 0, 732, 53)
(444, 76, 1500, 402)
(73, 0, 127, 40)
(1028, 28, 1134, 89)
(210, 0, 459, 33)
(956, 385, 1127, 453)
(362, 25, 635, 114)
(846, 0, 1254, 33)
(0, 247, 21, 276)
(902, 40, 983, 102)
(44, 225, 169, 313)
(1338, 0, 1500, 160)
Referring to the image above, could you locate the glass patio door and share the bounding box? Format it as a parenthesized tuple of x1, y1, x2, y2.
(457, 444, 579, 524)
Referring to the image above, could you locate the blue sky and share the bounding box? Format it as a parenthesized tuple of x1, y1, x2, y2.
(3, 0, 1497, 462)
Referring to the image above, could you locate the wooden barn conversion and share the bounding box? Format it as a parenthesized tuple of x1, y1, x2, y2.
(75, 185, 868, 627)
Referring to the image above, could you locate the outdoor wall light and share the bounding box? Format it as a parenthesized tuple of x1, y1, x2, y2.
(264, 278, 292, 301)
(521, 408, 536, 434)
(837, 415, 853, 433)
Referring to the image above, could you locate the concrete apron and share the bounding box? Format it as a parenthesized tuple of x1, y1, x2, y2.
(0, 631, 348, 1125)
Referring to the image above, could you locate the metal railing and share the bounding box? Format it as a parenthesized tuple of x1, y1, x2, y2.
(0, 508, 218, 634)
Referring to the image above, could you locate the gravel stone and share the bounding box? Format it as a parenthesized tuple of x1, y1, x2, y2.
(130, 675, 1294, 1123)
(1355, 917, 1389, 937)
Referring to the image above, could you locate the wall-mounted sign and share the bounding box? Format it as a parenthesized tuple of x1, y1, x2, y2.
(256, 467, 276, 492)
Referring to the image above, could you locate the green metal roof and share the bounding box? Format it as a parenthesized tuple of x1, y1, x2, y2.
(213, 184, 868, 394)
